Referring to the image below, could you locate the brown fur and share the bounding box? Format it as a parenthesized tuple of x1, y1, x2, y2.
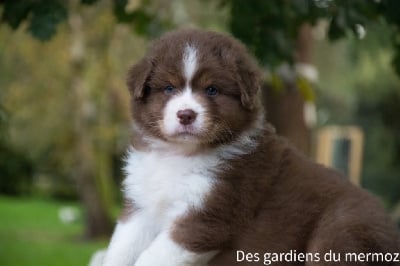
(127, 29, 261, 149)
(173, 133, 400, 265)
(125, 29, 400, 265)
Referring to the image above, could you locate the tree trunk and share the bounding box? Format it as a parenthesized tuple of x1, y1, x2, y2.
(264, 84, 311, 154)
(263, 23, 314, 155)
(69, 2, 112, 239)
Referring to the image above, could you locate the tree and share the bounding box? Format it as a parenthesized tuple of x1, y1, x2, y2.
(0, 0, 227, 239)
(3, 0, 400, 81)
(68, 0, 114, 238)
(0, 0, 138, 239)
(227, 0, 400, 73)
(221, 0, 400, 153)
(0, 0, 171, 40)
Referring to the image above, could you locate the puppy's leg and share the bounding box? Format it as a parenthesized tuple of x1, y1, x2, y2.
(306, 208, 400, 266)
(103, 211, 158, 266)
(135, 230, 217, 266)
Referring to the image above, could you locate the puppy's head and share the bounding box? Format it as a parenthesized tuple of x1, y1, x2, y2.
(127, 29, 262, 149)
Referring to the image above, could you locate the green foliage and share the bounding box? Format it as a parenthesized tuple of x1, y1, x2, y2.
(1, 0, 67, 41)
(28, 0, 67, 41)
(0, 102, 7, 139)
(296, 77, 316, 102)
(357, 90, 400, 207)
(314, 22, 400, 208)
(392, 48, 400, 76)
(225, 0, 400, 74)
(0, 4, 130, 201)
(2, 0, 400, 73)
(81, 0, 99, 4)
(0, 142, 33, 196)
(0, 99, 33, 196)
(379, 91, 400, 166)
(0, 0, 171, 41)
(112, 0, 172, 37)
(113, 0, 139, 22)
(228, 0, 324, 66)
(0, 0, 32, 29)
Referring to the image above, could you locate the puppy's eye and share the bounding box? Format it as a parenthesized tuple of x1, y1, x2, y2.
(206, 86, 218, 97)
(143, 86, 152, 97)
(164, 85, 175, 95)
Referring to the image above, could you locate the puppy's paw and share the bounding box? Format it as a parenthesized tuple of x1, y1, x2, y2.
(134, 249, 160, 266)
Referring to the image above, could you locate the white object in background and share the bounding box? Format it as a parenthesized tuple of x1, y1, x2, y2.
(58, 206, 79, 224)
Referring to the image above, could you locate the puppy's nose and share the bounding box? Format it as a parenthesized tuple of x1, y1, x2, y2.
(177, 109, 197, 125)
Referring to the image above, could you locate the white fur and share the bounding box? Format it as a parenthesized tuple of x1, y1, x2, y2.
(102, 119, 262, 266)
(162, 88, 206, 140)
(89, 249, 106, 266)
(102, 147, 218, 266)
(161, 46, 206, 142)
(123, 147, 218, 212)
(183, 45, 197, 83)
(102, 210, 160, 265)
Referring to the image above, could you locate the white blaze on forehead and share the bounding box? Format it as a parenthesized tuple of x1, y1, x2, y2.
(182, 44, 198, 84)
(161, 44, 205, 141)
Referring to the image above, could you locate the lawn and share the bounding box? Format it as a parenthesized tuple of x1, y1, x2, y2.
(0, 196, 108, 266)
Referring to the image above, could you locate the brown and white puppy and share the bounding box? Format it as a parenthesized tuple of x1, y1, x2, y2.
(103, 29, 400, 266)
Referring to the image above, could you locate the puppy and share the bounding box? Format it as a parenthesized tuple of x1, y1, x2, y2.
(103, 29, 400, 266)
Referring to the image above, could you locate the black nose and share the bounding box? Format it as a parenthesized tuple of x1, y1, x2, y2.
(177, 109, 197, 125)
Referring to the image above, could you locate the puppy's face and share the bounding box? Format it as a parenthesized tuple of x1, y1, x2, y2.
(127, 30, 262, 148)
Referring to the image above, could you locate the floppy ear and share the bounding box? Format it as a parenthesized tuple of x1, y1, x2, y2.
(236, 57, 262, 110)
(126, 58, 152, 99)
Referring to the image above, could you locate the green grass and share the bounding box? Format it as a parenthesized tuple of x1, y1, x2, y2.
(0, 196, 108, 266)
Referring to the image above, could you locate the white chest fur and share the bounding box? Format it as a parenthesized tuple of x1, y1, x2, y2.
(102, 148, 222, 266)
(123, 148, 219, 225)
(103, 131, 260, 266)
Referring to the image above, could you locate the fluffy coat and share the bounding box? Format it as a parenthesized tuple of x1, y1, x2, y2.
(103, 29, 400, 266)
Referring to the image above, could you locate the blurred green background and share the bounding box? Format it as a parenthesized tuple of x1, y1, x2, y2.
(1, 0, 400, 265)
